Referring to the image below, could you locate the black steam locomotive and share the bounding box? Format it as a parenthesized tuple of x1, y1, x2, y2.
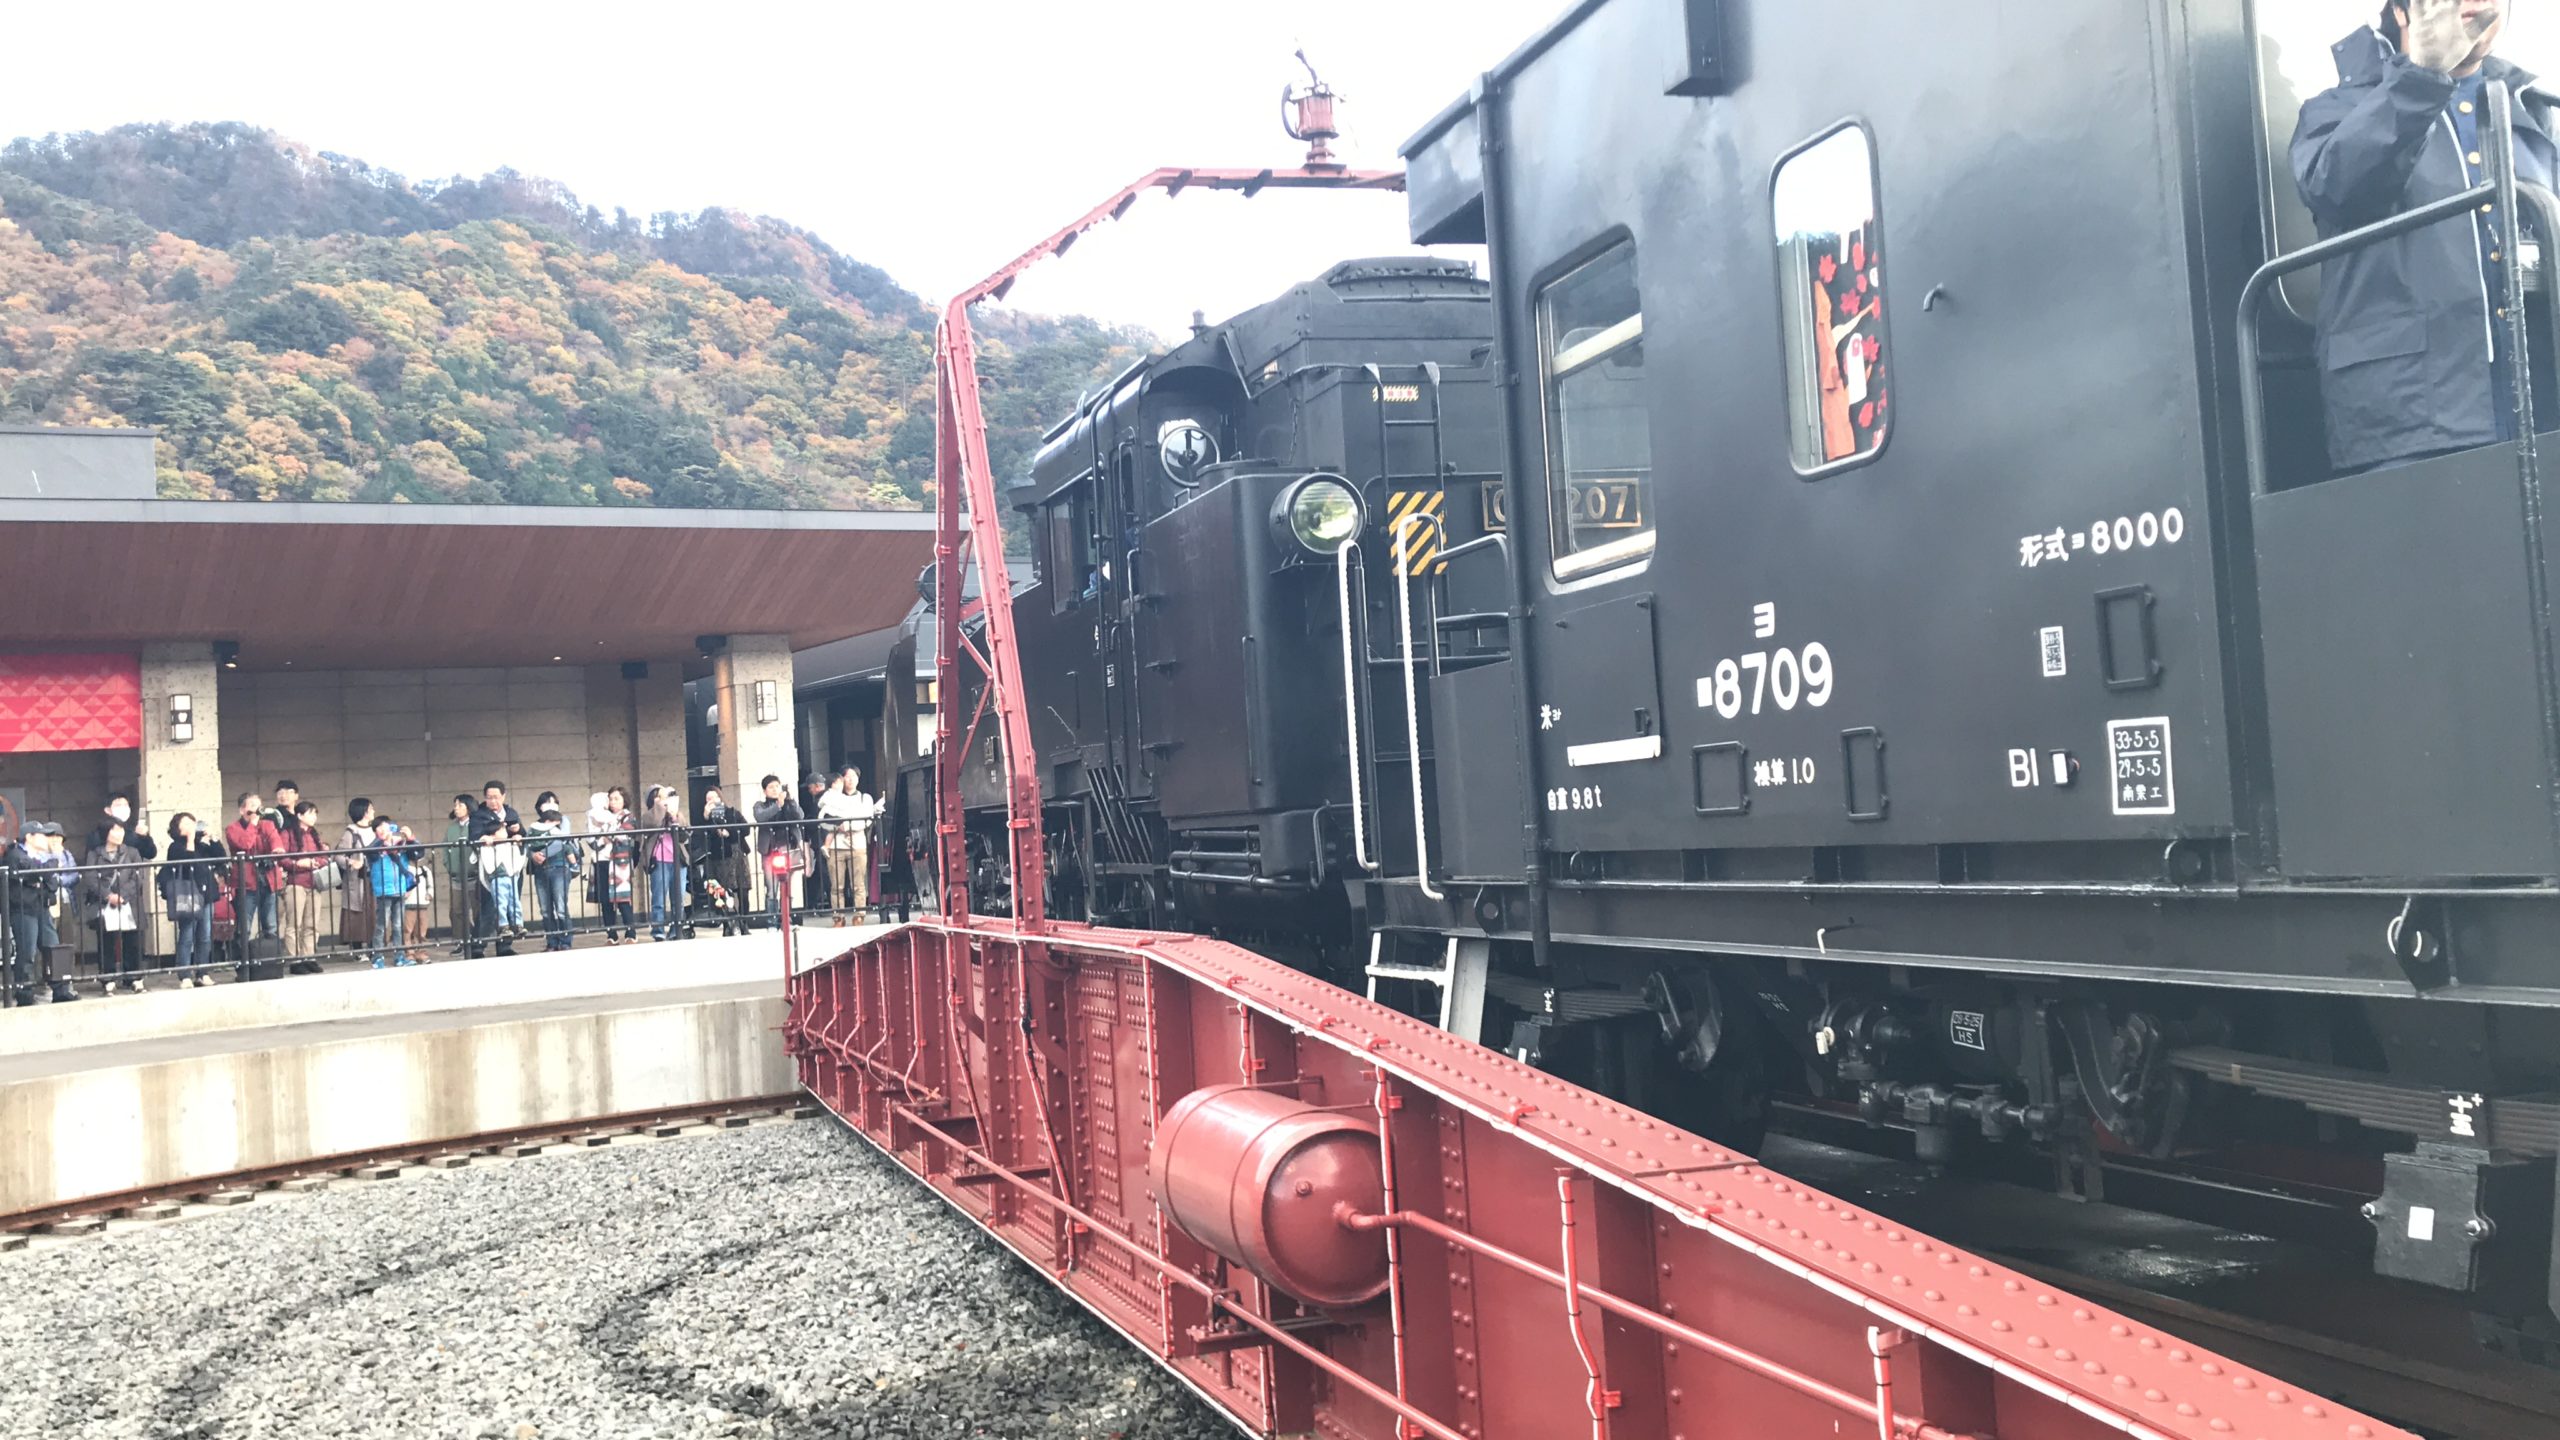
(898, 0, 2560, 1348)
(899, 254, 1508, 958)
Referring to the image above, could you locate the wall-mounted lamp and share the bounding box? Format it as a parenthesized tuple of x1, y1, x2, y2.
(213, 640, 240, 671)
(168, 693, 194, 745)
(753, 679, 779, 725)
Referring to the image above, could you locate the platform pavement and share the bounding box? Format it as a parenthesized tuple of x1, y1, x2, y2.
(0, 923, 890, 1217)
(0, 922, 879, 1060)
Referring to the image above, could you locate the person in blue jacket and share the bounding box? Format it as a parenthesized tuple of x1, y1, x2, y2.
(365, 818, 419, 969)
(2292, 0, 2559, 473)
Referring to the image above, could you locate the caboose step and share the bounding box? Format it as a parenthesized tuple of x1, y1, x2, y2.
(1363, 934, 1489, 1042)
(1364, 962, 1454, 982)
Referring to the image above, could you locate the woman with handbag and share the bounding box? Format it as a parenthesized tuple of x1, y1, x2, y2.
(80, 820, 147, 994)
(161, 814, 225, 988)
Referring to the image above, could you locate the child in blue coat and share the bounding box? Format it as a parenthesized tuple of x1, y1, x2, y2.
(365, 819, 418, 968)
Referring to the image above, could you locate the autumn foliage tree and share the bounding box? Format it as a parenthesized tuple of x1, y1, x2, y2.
(0, 123, 1145, 511)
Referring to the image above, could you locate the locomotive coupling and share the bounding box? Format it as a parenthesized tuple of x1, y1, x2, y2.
(1857, 1080, 2064, 1165)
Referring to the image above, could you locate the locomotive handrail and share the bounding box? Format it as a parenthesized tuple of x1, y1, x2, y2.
(1125, 541, 1165, 788)
(1423, 530, 1515, 676)
(2234, 180, 2498, 497)
(1336, 536, 1379, 873)
(1392, 511, 1445, 901)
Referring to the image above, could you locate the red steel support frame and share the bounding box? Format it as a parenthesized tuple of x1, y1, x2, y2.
(927, 163, 1401, 926)
(790, 166, 2420, 1440)
(789, 921, 2416, 1440)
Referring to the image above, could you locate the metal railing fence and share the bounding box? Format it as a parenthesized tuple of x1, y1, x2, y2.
(0, 816, 903, 1003)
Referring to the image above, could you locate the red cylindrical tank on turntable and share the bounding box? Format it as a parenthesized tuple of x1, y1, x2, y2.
(1150, 1084, 1388, 1308)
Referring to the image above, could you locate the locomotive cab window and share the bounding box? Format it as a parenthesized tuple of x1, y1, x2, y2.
(1539, 240, 1655, 578)
(1046, 488, 1098, 612)
(1775, 125, 1891, 474)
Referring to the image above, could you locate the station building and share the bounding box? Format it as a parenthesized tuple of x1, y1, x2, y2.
(0, 425, 934, 842)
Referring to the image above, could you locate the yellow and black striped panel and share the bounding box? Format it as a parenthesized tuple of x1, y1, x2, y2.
(1385, 490, 1448, 576)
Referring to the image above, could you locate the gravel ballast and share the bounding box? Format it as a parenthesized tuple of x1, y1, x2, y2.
(0, 1118, 1233, 1439)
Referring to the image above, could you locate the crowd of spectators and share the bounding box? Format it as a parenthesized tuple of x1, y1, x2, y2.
(0, 767, 883, 1007)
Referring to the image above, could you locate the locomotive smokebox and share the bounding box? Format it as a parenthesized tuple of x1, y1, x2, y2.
(1150, 1084, 1389, 1307)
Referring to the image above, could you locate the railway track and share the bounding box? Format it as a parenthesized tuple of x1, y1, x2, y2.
(0, 1093, 808, 1237)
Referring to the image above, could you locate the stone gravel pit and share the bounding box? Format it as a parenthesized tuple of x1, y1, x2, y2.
(0, 1115, 1232, 1439)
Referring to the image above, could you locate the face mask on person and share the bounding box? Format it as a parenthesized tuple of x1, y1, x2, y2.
(108, 801, 131, 823)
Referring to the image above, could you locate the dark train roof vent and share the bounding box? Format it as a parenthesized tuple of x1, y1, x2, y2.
(1319, 256, 1485, 298)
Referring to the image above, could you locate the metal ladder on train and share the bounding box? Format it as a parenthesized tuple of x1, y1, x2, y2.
(1364, 932, 1490, 1042)
(1366, 361, 1451, 580)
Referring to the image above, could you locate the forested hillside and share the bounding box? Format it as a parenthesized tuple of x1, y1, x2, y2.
(0, 123, 1146, 508)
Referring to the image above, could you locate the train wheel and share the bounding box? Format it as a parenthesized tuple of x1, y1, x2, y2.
(1612, 971, 1770, 1156)
(1634, 1013, 1770, 1156)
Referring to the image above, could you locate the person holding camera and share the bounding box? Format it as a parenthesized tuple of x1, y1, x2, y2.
(160, 813, 225, 989)
(2292, 0, 2560, 472)
(751, 774, 805, 930)
(225, 792, 283, 956)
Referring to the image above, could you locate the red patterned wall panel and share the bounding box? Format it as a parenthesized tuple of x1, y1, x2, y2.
(0, 654, 143, 753)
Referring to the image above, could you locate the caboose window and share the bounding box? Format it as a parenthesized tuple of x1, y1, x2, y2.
(1538, 240, 1655, 578)
(1774, 124, 1891, 474)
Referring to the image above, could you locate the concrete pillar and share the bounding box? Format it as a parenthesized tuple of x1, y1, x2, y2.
(714, 635, 799, 803)
(140, 642, 222, 957)
(138, 642, 222, 838)
(582, 663, 684, 804)
(713, 635, 798, 909)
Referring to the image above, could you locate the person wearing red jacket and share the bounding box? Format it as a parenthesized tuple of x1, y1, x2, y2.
(223, 791, 283, 950)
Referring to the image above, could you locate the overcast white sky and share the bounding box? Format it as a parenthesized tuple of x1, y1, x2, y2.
(0, 0, 1564, 339)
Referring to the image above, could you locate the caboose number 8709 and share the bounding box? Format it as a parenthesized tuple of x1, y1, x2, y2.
(892, 0, 2560, 1357)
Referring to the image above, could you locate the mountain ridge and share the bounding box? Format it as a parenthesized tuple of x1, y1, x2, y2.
(0, 121, 1145, 509)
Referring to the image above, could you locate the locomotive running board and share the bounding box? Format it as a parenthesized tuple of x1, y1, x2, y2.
(787, 918, 2411, 1440)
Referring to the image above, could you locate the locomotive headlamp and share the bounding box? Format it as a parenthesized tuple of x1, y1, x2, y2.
(1274, 473, 1364, 554)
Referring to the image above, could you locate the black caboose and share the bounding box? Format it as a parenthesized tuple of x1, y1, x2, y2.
(1360, 0, 2560, 1340)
